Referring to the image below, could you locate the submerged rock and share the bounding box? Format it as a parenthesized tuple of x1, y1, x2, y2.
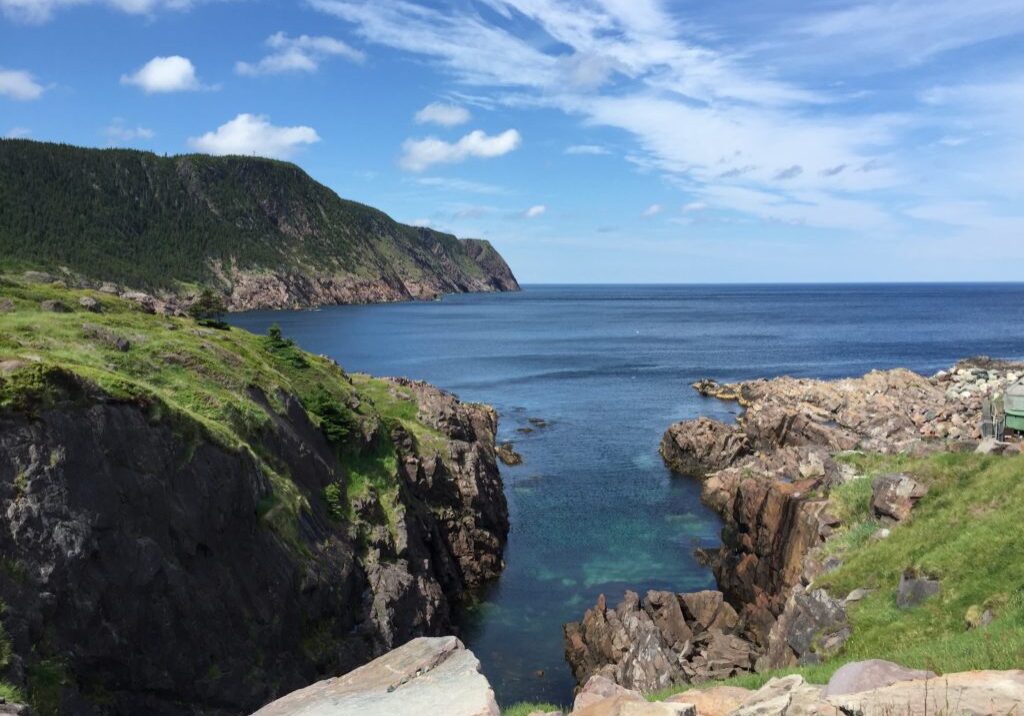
(250, 636, 499, 716)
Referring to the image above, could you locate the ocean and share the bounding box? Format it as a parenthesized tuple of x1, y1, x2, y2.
(230, 283, 1024, 706)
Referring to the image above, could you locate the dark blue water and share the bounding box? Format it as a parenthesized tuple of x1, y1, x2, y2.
(231, 284, 1024, 706)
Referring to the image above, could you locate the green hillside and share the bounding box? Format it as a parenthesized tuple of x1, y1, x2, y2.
(0, 139, 517, 302)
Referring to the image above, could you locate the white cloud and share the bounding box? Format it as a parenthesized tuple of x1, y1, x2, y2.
(400, 128, 521, 171)
(415, 102, 471, 126)
(642, 203, 663, 217)
(565, 144, 610, 155)
(0, 68, 45, 100)
(683, 201, 707, 212)
(523, 204, 546, 218)
(1, 0, 193, 23)
(104, 119, 155, 143)
(4, 126, 31, 138)
(188, 113, 320, 159)
(121, 56, 204, 93)
(236, 32, 364, 76)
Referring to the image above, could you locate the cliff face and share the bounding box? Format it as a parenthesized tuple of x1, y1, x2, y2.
(0, 139, 519, 310)
(0, 283, 508, 715)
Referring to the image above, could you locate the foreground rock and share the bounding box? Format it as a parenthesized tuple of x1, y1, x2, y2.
(250, 636, 498, 716)
(546, 662, 1024, 716)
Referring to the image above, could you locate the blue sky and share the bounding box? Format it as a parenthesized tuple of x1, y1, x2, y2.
(2, 0, 1023, 283)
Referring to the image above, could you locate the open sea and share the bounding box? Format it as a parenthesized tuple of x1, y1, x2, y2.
(231, 283, 1024, 707)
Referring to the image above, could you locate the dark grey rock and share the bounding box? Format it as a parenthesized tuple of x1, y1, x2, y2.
(896, 571, 940, 608)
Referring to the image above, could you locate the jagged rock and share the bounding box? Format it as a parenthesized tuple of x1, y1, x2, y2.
(78, 296, 101, 312)
(896, 571, 940, 608)
(664, 686, 750, 716)
(250, 636, 499, 716)
(871, 473, 927, 522)
(821, 659, 936, 697)
(564, 590, 755, 693)
(826, 669, 1024, 715)
(659, 417, 749, 478)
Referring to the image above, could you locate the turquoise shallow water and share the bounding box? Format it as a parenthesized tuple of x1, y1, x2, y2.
(231, 283, 1024, 706)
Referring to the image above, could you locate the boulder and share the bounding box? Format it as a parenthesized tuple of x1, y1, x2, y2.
(496, 442, 523, 466)
(0, 298, 13, 312)
(22, 270, 56, 283)
(249, 636, 499, 716)
(574, 697, 695, 716)
(783, 589, 850, 664)
(0, 701, 37, 716)
(729, 675, 831, 716)
(664, 686, 750, 716)
(78, 296, 101, 312)
(573, 676, 642, 712)
(871, 473, 927, 522)
(40, 299, 70, 313)
(826, 669, 1024, 715)
(896, 571, 940, 609)
(821, 659, 936, 697)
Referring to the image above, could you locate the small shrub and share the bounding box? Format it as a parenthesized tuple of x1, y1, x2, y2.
(262, 325, 308, 369)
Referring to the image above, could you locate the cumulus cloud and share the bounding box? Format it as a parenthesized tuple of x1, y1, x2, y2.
(0, 68, 45, 100)
(104, 119, 155, 143)
(415, 102, 470, 126)
(1, 0, 193, 23)
(121, 56, 204, 93)
(400, 128, 521, 171)
(188, 113, 320, 159)
(642, 203, 663, 217)
(565, 144, 610, 155)
(523, 204, 546, 218)
(236, 32, 364, 76)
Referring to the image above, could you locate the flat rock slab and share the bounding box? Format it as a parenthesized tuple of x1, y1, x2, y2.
(573, 696, 695, 716)
(827, 670, 1024, 715)
(250, 636, 499, 716)
(822, 659, 936, 697)
(665, 686, 750, 716)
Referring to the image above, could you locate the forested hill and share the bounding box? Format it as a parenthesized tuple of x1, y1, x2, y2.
(0, 139, 519, 309)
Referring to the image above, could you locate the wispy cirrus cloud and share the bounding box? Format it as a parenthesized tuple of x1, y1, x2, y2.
(1, 0, 193, 23)
(236, 32, 365, 76)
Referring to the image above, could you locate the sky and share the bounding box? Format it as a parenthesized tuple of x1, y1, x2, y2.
(1, 0, 1023, 283)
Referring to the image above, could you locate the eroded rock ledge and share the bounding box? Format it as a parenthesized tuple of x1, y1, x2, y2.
(565, 358, 1023, 692)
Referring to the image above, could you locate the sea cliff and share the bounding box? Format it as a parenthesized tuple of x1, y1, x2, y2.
(0, 279, 509, 715)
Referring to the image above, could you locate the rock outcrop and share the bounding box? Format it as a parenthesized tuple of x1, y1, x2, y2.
(0, 372, 507, 715)
(570, 359, 1024, 694)
(250, 636, 499, 716)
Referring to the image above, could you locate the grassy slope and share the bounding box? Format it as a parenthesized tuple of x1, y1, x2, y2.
(0, 139, 494, 292)
(646, 450, 1024, 702)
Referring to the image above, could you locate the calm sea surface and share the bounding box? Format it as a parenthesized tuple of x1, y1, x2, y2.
(231, 284, 1024, 706)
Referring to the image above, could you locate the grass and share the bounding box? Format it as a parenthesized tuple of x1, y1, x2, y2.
(649, 450, 1024, 702)
(502, 702, 563, 716)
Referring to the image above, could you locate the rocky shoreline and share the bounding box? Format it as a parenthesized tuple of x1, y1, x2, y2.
(565, 358, 1023, 692)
